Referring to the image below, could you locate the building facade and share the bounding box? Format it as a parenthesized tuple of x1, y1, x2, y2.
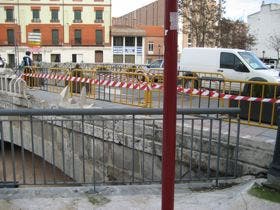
(111, 26, 145, 64)
(248, 3, 280, 61)
(0, 0, 112, 66)
(137, 25, 164, 64)
(112, 0, 164, 64)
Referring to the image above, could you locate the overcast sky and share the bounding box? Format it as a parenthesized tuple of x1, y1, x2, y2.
(112, 0, 280, 21)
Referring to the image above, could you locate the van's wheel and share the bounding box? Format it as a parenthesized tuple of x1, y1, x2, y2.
(242, 78, 273, 98)
(182, 73, 198, 89)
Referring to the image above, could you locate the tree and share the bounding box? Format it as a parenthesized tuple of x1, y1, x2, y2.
(268, 35, 280, 67)
(178, 0, 224, 47)
(220, 18, 256, 50)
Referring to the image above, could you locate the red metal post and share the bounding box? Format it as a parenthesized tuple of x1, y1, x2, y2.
(162, 0, 178, 209)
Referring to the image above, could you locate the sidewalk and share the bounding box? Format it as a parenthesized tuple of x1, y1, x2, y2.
(0, 178, 279, 210)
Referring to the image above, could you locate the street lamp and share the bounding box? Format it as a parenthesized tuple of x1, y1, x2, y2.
(158, 44, 161, 59)
(262, 50, 265, 61)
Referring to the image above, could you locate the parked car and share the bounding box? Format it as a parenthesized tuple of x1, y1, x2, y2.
(147, 59, 164, 69)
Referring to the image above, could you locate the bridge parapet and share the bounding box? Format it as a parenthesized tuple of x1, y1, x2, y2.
(0, 108, 243, 186)
(0, 74, 26, 97)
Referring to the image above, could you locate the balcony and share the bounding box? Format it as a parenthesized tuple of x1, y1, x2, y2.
(94, 19, 104, 23)
(7, 41, 15, 46)
(5, 18, 16, 23)
(50, 19, 60, 23)
(73, 19, 82, 23)
(95, 41, 104, 46)
(32, 18, 41, 23)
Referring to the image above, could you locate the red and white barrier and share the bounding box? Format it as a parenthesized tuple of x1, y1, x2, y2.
(22, 73, 280, 104)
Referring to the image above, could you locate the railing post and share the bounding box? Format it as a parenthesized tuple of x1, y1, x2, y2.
(144, 90, 152, 108)
(266, 105, 280, 191)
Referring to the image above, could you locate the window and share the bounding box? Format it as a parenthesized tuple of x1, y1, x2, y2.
(33, 54, 42, 62)
(125, 55, 135, 64)
(137, 37, 142, 47)
(95, 30, 103, 45)
(239, 52, 267, 70)
(95, 10, 103, 23)
(33, 29, 40, 33)
(72, 54, 83, 63)
(6, 9, 14, 22)
(220, 52, 249, 72)
(74, 10, 82, 22)
(113, 37, 123, 46)
(150, 59, 163, 68)
(7, 29, 15, 45)
(32, 9, 40, 22)
(51, 10, 59, 22)
(125, 37, 134, 46)
(72, 54, 77, 63)
(52, 29, 59, 45)
(188, 34, 192, 47)
(148, 42, 154, 52)
(8, 54, 15, 68)
(113, 55, 123, 63)
(74, 29, 81, 45)
(51, 54, 61, 62)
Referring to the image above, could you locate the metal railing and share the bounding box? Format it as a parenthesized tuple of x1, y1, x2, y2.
(0, 108, 240, 187)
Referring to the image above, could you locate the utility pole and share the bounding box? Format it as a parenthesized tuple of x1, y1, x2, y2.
(162, 0, 178, 209)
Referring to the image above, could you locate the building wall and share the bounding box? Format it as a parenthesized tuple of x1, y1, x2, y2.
(144, 36, 164, 63)
(112, 0, 164, 27)
(248, 3, 280, 60)
(0, 0, 112, 64)
(111, 35, 145, 64)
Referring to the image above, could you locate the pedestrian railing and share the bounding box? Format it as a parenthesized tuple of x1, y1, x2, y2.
(0, 108, 240, 187)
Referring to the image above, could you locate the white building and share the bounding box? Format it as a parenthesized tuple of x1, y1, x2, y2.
(248, 2, 280, 62)
(111, 26, 145, 64)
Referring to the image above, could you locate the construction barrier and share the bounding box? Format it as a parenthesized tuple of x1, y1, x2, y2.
(22, 67, 280, 129)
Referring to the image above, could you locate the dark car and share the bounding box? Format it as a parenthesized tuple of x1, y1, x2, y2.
(147, 59, 164, 69)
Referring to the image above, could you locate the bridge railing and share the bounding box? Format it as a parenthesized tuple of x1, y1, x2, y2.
(0, 108, 240, 187)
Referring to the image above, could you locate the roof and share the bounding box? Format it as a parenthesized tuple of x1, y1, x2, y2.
(111, 25, 146, 36)
(137, 25, 164, 37)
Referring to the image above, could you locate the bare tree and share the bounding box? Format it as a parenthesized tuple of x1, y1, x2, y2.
(220, 18, 256, 50)
(268, 35, 280, 67)
(178, 0, 224, 47)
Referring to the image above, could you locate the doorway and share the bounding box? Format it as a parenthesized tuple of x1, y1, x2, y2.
(95, 50, 103, 63)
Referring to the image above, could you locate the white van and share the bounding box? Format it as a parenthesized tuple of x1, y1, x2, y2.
(179, 48, 280, 83)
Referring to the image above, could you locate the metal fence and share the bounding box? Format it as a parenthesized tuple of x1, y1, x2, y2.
(0, 108, 240, 187)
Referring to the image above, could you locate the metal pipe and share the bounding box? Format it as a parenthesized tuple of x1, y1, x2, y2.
(0, 108, 240, 116)
(162, 0, 178, 209)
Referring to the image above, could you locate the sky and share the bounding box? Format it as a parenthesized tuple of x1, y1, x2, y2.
(112, 0, 280, 21)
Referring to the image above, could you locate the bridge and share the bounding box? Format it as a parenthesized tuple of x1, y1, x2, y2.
(0, 67, 278, 187)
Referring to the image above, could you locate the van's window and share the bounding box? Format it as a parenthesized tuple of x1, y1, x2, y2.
(238, 52, 268, 70)
(220, 52, 249, 72)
